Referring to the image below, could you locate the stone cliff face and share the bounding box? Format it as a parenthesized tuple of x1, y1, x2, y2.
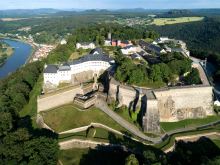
(108, 79, 137, 108)
(109, 78, 214, 133)
(154, 86, 213, 122)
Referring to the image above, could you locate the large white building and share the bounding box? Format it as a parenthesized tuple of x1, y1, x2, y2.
(76, 42, 95, 49)
(44, 48, 114, 86)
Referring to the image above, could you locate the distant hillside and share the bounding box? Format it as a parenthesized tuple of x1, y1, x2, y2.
(151, 17, 220, 53)
(0, 8, 60, 18)
(156, 9, 199, 18)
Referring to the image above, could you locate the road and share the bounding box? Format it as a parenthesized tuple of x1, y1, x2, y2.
(95, 99, 162, 144)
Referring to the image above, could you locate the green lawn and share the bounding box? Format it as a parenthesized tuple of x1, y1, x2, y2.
(41, 104, 126, 133)
(151, 17, 204, 26)
(161, 116, 220, 132)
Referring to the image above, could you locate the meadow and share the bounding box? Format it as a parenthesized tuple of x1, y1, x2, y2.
(150, 17, 204, 26)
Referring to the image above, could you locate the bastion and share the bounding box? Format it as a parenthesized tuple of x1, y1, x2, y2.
(108, 78, 214, 133)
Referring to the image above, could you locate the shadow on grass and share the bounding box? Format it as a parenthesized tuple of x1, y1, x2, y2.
(18, 115, 58, 139)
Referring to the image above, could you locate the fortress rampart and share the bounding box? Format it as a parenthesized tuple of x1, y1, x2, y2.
(37, 85, 83, 112)
(108, 78, 214, 133)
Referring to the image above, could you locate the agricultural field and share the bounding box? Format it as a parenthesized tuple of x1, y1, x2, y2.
(150, 17, 204, 26)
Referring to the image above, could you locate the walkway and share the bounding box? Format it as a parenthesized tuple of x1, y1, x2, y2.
(190, 57, 210, 86)
(95, 99, 162, 144)
(95, 98, 220, 144)
(190, 56, 220, 99)
(59, 138, 130, 152)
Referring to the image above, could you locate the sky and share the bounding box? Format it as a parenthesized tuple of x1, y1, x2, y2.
(0, 0, 220, 10)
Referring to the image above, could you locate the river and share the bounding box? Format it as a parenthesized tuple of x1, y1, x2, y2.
(0, 39, 32, 79)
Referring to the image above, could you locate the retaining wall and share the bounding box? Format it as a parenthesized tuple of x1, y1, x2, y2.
(37, 85, 83, 112)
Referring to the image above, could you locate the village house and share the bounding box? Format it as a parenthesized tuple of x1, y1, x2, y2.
(121, 45, 139, 55)
(156, 37, 170, 43)
(104, 39, 132, 48)
(76, 42, 96, 49)
(139, 40, 166, 55)
(60, 39, 67, 45)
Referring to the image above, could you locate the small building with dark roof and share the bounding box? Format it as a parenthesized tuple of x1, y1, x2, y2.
(44, 65, 58, 74)
(139, 40, 166, 55)
(90, 48, 103, 55)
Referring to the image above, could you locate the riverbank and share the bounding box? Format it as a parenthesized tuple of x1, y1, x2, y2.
(0, 41, 14, 66)
(0, 37, 36, 64)
(0, 39, 33, 78)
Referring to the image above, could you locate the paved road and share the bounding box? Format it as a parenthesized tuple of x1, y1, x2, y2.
(95, 99, 162, 144)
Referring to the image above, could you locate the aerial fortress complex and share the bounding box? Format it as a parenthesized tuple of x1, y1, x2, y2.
(40, 40, 214, 134)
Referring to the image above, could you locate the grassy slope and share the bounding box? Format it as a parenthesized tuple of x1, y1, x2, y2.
(19, 75, 43, 128)
(161, 116, 220, 132)
(41, 104, 126, 133)
(20, 75, 43, 117)
(151, 17, 204, 26)
(212, 139, 220, 149)
(155, 124, 220, 151)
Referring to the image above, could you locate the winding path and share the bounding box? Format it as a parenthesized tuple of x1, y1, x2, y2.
(95, 99, 162, 143)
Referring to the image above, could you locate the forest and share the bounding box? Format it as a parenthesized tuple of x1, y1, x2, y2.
(114, 51, 199, 87)
(0, 61, 59, 164)
(151, 16, 220, 83)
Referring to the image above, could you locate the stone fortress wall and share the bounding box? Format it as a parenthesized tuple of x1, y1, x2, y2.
(108, 78, 214, 133)
(154, 86, 213, 122)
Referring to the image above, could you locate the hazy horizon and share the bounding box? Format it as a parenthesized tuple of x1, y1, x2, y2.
(0, 0, 220, 10)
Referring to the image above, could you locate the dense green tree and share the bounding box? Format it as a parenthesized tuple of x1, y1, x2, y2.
(143, 150, 157, 163)
(184, 68, 202, 85)
(125, 154, 139, 165)
(0, 112, 13, 136)
(207, 156, 220, 165)
(150, 65, 163, 82)
(168, 59, 191, 75)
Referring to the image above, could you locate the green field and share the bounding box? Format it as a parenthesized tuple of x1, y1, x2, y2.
(41, 104, 126, 133)
(151, 17, 204, 26)
(161, 116, 220, 132)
